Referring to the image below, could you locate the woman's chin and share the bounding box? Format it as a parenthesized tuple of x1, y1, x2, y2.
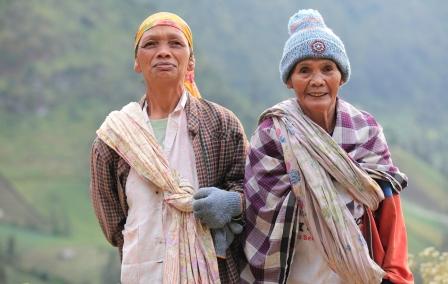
(299, 98, 335, 115)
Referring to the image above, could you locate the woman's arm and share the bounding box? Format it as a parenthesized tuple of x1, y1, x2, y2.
(90, 138, 126, 257)
(243, 118, 294, 283)
(371, 180, 414, 284)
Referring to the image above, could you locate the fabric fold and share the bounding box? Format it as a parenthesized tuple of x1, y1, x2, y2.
(97, 102, 220, 284)
(261, 98, 386, 283)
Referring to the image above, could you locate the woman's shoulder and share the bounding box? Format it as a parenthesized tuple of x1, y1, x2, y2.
(197, 98, 238, 120)
(251, 115, 284, 148)
(255, 98, 298, 138)
(189, 96, 245, 136)
(338, 99, 380, 129)
(258, 116, 275, 130)
(90, 136, 120, 165)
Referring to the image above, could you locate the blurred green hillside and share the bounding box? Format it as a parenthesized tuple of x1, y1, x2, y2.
(0, 0, 447, 282)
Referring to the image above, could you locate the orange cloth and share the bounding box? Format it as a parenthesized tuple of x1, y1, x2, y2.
(366, 195, 414, 284)
(134, 12, 201, 98)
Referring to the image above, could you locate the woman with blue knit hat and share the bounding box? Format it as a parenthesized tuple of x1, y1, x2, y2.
(242, 9, 413, 284)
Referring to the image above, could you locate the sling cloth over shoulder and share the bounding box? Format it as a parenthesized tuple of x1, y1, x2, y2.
(96, 102, 220, 284)
(245, 98, 407, 283)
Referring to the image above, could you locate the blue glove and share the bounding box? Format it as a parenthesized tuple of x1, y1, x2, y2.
(213, 226, 233, 258)
(212, 221, 243, 258)
(228, 221, 243, 234)
(192, 187, 242, 229)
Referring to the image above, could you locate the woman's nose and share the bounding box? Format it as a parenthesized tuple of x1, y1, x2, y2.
(156, 43, 171, 58)
(310, 72, 324, 86)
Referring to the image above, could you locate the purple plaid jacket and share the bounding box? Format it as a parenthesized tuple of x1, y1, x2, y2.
(243, 98, 407, 283)
(90, 94, 248, 284)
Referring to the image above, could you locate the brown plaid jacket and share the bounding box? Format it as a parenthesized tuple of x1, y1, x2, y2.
(90, 95, 248, 283)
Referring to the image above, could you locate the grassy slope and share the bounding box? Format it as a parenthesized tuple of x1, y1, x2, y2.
(0, 101, 118, 283)
(392, 146, 448, 213)
(0, 175, 46, 230)
(0, 102, 106, 243)
(403, 201, 448, 253)
(392, 146, 448, 253)
(0, 2, 146, 281)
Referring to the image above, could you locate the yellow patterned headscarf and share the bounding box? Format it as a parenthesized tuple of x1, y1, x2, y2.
(134, 12, 201, 98)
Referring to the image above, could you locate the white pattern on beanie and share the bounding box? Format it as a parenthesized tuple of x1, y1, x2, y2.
(279, 9, 351, 84)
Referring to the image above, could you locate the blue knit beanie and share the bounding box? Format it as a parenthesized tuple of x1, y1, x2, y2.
(279, 9, 350, 84)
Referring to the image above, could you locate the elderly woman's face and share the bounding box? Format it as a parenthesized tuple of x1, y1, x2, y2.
(287, 59, 343, 118)
(134, 25, 193, 86)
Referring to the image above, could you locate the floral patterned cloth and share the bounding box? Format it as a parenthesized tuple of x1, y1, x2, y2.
(97, 102, 220, 284)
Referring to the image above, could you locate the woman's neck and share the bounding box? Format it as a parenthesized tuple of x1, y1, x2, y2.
(145, 85, 184, 119)
(304, 108, 336, 134)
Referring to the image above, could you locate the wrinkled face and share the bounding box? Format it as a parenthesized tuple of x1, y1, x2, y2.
(287, 59, 343, 117)
(134, 25, 193, 86)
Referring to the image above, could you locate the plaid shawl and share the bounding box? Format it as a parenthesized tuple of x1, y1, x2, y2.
(243, 98, 407, 283)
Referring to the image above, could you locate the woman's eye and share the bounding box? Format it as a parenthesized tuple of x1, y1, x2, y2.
(170, 41, 183, 47)
(299, 67, 309, 73)
(323, 65, 334, 72)
(141, 41, 156, 48)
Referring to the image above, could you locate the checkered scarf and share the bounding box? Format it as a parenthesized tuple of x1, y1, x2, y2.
(97, 102, 220, 284)
(243, 98, 407, 283)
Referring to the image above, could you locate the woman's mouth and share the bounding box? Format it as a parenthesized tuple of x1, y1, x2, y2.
(154, 62, 175, 68)
(307, 92, 327, 97)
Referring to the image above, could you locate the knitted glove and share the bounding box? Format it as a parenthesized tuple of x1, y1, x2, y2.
(212, 226, 233, 258)
(192, 187, 242, 229)
(212, 220, 243, 258)
(228, 221, 243, 234)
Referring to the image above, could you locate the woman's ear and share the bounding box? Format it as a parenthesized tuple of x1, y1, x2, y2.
(187, 55, 195, 72)
(339, 79, 345, 86)
(134, 59, 142, 73)
(286, 78, 293, 89)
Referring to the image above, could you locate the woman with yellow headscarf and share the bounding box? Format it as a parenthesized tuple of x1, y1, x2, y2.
(90, 11, 248, 284)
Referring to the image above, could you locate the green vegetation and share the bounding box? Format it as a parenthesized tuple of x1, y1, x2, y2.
(0, 0, 446, 282)
(404, 201, 448, 253)
(409, 247, 448, 284)
(393, 146, 448, 213)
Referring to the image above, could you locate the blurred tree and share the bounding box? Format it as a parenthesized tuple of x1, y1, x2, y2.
(61, 211, 72, 237)
(48, 194, 72, 237)
(101, 250, 120, 284)
(0, 263, 5, 284)
(0, 240, 6, 283)
(6, 235, 16, 264)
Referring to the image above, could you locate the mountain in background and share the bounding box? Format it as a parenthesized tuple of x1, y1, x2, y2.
(0, 0, 446, 282)
(2, 0, 447, 170)
(0, 174, 47, 230)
